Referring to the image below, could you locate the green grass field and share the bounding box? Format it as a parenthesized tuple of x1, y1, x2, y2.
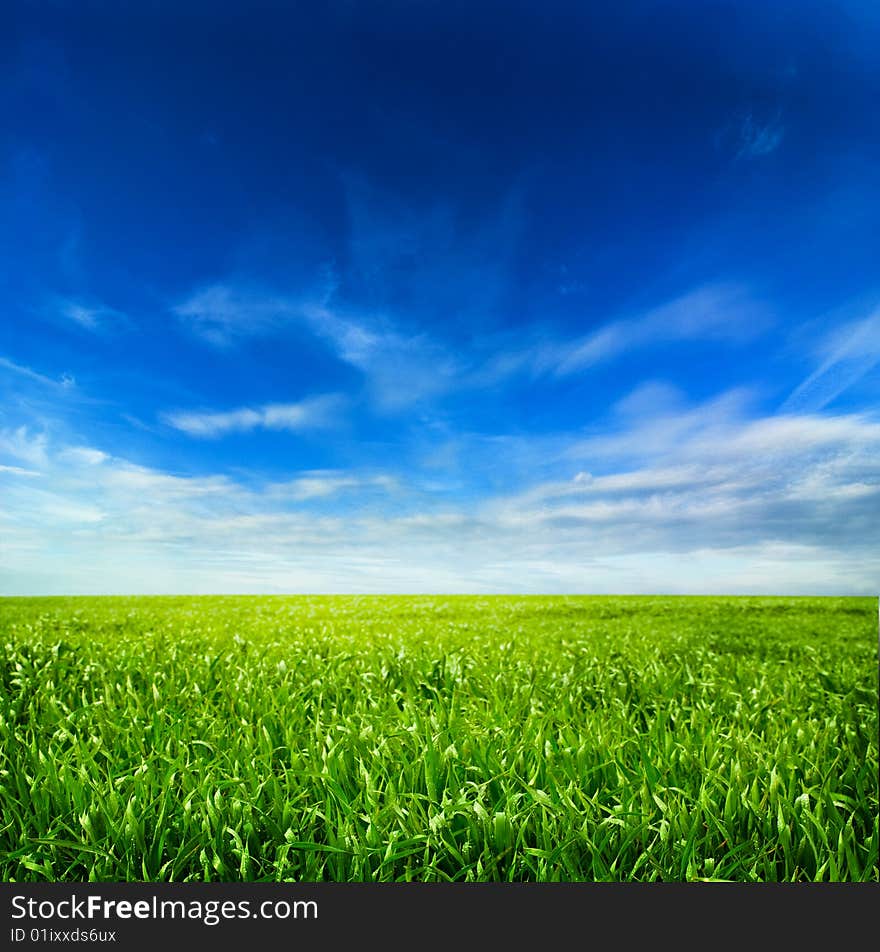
(1, 595, 877, 882)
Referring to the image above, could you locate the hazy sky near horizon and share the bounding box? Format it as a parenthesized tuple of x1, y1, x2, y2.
(2, 1, 879, 595)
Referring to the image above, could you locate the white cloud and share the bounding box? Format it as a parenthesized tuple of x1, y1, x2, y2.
(301, 303, 462, 409)
(162, 394, 344, 438)
(466, 284, 772, 387)
(40, 499, 105, 524)
(55, 298, 128, 333)
(0, 426, 50, 467)
(59, 446, 108, 465)
(781, 307, 880, 413)
(62, 302, 101, 329)
(482, 397, 880, 567)
(101, 463, 233, 499)
(0, 356, 75, 390)
(174, 278, 770, 411)
(0, 463, 41, 477)
(175, 281, 465, 409)
(611, 381, 685, 419)
(1, 395, 877, 595)
(267, 471, 397, 501)
(566, 386, 756, 463)
(172, 284, 303, 346)
(549, 283, 771, 377)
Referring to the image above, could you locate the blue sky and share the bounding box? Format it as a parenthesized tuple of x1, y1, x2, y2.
(2, 1, 879, 594)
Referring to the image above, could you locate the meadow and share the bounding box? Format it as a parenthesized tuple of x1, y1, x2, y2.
(0, 595, 876, 882)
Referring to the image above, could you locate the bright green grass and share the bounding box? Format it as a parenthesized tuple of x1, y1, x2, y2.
(0, 595, 877, 882)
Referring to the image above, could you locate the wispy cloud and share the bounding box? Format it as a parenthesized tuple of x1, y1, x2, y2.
(478, 397, 880, 580)
(174, 282, 464, 408)
(172, 284, 306, 346)
(2, 393, 877, 594)
(781, 306, 880, 413)
(0, 355, 75, 390)
(0, 425, 50, 468)
(59, 446, 109, 465)
(552, 283, 769, 376)
(55, 297, 128, 333)
(476, 284, 772, 384)
(301, 303, 462, 409)
(0, 463, 42, 477)
(162, 394, 344, 438)
(172, 183, 517, 407)
(174, 280, 770, 411)
(717, 108, 785, 161)
(267, 471, 398, 501)
(735, 110, 784, 160)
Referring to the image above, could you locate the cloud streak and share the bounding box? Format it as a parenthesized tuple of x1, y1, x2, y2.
(781, 307, 880, 413)
(174, 280, 771, 410)
(0, 356, 75, 390)
(301, 303, 463, 409)
(472, 284, 770, 386)
(172, 284, 305, 347)
(54, 297, 128, 334)
(162, 394, 344, 438)
(267, 471, 398, 501)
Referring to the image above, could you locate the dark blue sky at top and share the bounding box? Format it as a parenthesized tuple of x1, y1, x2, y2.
(1, 1, 878, 593)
